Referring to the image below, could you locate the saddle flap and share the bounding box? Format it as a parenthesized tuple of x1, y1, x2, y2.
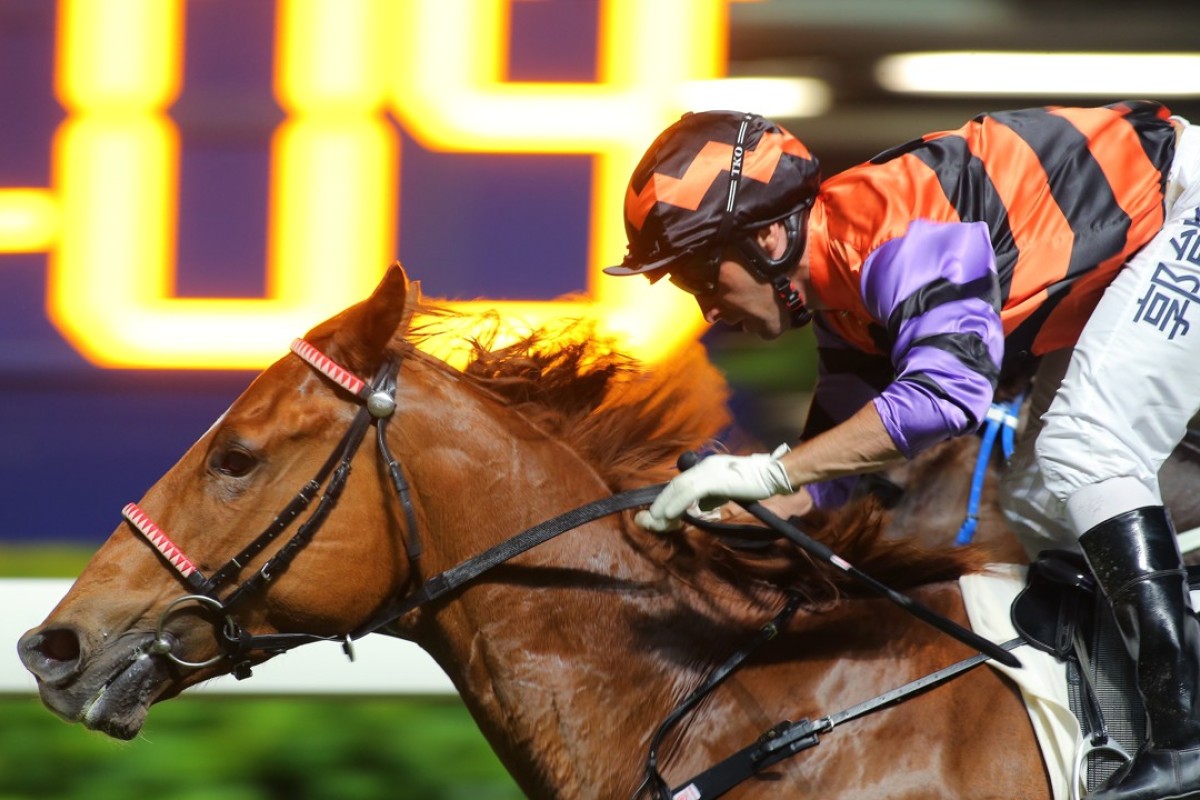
(1011, 550, 1094, 658)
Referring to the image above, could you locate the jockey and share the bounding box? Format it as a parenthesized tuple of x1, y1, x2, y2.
(607, 104, 1200, 800)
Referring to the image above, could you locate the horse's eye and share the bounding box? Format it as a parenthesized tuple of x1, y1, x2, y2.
(213, 448, 258, 478)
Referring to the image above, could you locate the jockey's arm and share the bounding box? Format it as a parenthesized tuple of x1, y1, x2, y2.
(778, 400, 905, 491)
(746, 400, 904, 521)
(772, 221, 1004, 515)
(637, 220, 1004, 532)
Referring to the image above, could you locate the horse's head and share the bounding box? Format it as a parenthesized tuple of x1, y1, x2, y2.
(17, 264, 419, 739)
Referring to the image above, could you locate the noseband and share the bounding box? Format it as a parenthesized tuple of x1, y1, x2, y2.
(123, 338, 421, 679)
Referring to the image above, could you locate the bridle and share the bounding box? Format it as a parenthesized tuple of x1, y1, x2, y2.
(123, 338, 421, 678)
(123, 337, 662, 680)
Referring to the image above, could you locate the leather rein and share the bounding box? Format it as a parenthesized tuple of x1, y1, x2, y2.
(123, 338, 664, 680)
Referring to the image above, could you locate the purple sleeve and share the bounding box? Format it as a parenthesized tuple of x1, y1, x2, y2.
(807, 476, 858, 509)
(862, 220, 1003, 458)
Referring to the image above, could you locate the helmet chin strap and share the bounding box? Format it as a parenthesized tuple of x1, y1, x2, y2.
(771, 273, 813, 327)
(733, 210, 814, 328)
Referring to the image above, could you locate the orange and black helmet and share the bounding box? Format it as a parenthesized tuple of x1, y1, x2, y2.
(605, 111, 820, 276)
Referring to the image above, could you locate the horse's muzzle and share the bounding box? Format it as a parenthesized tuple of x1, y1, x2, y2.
(17, 624, 176, 739)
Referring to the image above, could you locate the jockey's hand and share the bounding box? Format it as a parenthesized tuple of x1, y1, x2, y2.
(636, 446, 794, 532)
(716, 488, 816, 527)
(744, 488, 815, 523)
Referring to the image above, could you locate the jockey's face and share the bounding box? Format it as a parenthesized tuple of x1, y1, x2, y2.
(683, 222, 810, 340)
(695, 256, 792, 339)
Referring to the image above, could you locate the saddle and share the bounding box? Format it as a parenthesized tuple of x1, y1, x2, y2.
(1011, 551, 1200, 793)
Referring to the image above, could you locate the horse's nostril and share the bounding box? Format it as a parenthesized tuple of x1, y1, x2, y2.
(18, 627, 83, 685)
(37, 628, 82, 663)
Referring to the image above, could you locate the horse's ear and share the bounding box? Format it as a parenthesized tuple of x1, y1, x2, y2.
(312, 262, 411, 374)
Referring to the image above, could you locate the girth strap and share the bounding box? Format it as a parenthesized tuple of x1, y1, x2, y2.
(665, 637, 1026, 800)
(639, 594, 805, 800)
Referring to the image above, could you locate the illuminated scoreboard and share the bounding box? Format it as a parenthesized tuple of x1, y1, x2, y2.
(0, 0, 732, 370)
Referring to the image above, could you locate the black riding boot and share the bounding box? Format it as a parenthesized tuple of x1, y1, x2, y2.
(1080, 506, 1200, 800)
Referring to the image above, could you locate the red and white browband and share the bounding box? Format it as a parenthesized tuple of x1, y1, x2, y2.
(290, 338, 368, 397)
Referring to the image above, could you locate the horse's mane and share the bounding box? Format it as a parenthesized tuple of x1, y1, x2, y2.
(403, 303, 988, 604)
(407, 304, 729, 492)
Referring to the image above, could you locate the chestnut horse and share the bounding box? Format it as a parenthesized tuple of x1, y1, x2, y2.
(19, 265, 1049, 799)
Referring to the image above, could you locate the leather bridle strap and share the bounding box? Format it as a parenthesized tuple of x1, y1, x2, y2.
(221, 414, 371, 600)
(218, 398, 380, 611)
(350, 483, 666, 638)
(374, 368, 422, 561)
(122, 395, 378, 605)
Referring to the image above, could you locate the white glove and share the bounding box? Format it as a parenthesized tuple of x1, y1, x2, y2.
(636, 445, 794, 532)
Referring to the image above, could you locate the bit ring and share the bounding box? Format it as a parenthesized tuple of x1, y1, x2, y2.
(152, 594, 233, 669)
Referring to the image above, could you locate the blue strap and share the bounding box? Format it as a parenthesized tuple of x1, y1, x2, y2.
(955, 393, 1024, 545)
(1000, 392, 1024, 461)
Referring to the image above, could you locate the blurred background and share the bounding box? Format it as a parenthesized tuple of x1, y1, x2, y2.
(1, 0, 1198, 797)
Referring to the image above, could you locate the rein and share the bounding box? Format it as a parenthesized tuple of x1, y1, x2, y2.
(350, 483, 666, 637)
(123, 338, 665, 678)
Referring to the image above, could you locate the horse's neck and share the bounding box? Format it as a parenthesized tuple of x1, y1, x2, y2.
(413, 476, 696, 795)
(418, 538, 762, 800)
(386, 366, 1046, 797)
(392, 365, 799, 797)
(391, 378, 737, 797)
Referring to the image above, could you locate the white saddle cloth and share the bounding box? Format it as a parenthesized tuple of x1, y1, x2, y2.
(960, 564, 1083, 800)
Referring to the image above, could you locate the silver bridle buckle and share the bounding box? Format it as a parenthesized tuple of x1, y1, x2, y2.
(367, 390, 396, 418)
